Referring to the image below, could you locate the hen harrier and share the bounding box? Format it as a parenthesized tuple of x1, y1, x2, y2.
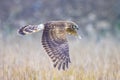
(18, 21, 80, 70)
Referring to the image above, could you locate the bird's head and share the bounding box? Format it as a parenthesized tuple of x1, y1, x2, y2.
(66, 21, 79, 35)
(65, 21, 82, 39)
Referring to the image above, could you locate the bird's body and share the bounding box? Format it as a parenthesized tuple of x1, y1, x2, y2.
(18, 21, 79, 70)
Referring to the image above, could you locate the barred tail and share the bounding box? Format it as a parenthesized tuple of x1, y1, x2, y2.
(18, 24, 44, 35)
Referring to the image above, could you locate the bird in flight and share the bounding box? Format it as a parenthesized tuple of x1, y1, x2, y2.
(18, 21, 80, 70)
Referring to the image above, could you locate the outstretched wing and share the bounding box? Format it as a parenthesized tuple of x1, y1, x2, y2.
(18, 24, 44, 35)
(42, 24, 71, 70)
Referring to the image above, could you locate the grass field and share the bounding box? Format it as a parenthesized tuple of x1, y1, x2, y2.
(0, 34, 120, 80)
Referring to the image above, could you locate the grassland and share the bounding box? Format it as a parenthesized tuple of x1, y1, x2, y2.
(0, 34, 120, 80)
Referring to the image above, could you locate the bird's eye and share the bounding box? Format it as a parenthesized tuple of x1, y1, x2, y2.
(75, 25, 79, 30)
(72, 25, 75, 29)
(72, 25, 79, 30)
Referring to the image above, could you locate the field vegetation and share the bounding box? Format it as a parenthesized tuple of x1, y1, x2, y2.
(1, 35, 120, 80)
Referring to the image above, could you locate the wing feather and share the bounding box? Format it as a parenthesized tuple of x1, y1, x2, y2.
(18, 24, 44, 35)
(42, 24, 71, 70)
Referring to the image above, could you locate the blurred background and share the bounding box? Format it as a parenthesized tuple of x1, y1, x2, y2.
(0, 0, 120, 39)
(1, 0, 120, 80)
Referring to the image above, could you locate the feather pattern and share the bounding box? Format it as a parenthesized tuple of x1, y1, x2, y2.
(18, 24, 44, 35)
(42, 23, 71, 70)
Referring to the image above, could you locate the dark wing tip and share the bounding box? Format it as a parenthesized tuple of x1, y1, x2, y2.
(53, 57, 70, 70)
(17, 26, 28, 35)
(18, 28, 25, 35)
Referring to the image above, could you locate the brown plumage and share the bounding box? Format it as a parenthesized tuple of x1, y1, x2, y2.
(18, 21, 79, 70)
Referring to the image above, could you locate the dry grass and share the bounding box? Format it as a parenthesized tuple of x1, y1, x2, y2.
(0, 35, 120, 80)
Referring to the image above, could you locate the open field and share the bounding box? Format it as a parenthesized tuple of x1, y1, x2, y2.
(0, 35, 120, 80)
(0, 0, 119, 80)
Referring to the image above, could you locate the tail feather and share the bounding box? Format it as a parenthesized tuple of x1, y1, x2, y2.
(18, 24, 44, 35)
